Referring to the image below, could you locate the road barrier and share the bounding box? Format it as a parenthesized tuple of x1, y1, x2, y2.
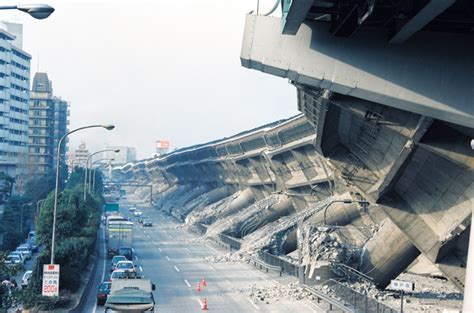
(257, 250, 299, 277)
(218, 233, 241, 250)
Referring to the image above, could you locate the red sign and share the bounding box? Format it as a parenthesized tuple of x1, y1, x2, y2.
(156, 140, 170, 149)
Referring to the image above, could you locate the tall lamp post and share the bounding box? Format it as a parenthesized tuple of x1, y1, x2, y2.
(91, 158, 115, 192)
(0, 4, 54, 19)
(83, 149, 119, 201)
(51, 124, 114, 265)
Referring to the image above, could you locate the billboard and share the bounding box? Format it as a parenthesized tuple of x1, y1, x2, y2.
(42, 264, 60, 297)
(156, 140, 170, 149)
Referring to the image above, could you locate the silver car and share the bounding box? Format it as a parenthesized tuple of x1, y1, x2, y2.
(16, 245, 32, 260)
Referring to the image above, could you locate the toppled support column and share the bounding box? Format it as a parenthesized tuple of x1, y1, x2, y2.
(359, 218, 420, 288)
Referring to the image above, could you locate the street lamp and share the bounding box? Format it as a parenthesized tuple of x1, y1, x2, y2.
(0, 4, 54, 19)
(51, 124, 114, 265)
(91, 158, 115, 192)
(83, 149, 120, 201)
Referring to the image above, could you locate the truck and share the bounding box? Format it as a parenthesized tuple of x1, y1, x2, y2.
(107, 219, 133, 257)
(105, 273, 155, 312)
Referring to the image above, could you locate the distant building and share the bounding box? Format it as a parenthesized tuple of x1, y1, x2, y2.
(73, 142, 89, 168)
(0, 22, 31, 181)
(28, 73, 70, 175)
(102, 145, 137, 165)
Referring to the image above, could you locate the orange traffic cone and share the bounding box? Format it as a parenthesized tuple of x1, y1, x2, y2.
(197, 282, 201, 293)
(202, 276, 207, 286)
(202, 298, 208, 310)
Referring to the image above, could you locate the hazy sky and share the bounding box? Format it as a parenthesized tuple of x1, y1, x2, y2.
(3, 0, 297, 159)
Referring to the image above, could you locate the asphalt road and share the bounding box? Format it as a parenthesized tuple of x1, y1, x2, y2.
(84, 200, 326, 312)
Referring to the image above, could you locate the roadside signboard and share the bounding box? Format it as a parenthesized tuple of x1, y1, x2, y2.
(42, 264, 60, 297)
(390, 279, 414, 291)
(105, 203, 119, 213)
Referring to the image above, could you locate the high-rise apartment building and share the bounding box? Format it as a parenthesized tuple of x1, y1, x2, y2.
(0, 22, 31, 179)
(28, 72, 69, 175)
(72, 142, 89, 168)
(102, 145, 137, 165)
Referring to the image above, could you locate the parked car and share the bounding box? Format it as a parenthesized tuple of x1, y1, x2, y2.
(16, 245, 32, 260)
(26, 238, 38, 253)
(133, 210, 142, 217)
(115, 260, 136, 272)
(8, 251, 25, 265)
(110, 255, 127, 272)
(142, 219, 153, 227)
(21, 270, 32, 289)
(4, 255, 22, 267)
(128, 206, 136, 212)
(118, 247, 133, 261)
(28, 231, 36, 240)
(96, 281, 111, 305)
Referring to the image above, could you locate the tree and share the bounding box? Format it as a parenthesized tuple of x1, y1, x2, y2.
(0, 196, 31, 251)
(35, 185, 101, 291)
(23, 171, 56, 206)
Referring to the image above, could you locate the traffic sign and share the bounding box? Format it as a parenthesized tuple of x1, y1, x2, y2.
(42, 264, 60, 297)
(390, 279, 414, 291)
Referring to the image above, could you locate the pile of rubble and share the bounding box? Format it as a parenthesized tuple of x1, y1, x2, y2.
(203, 252, 252, 264)
(245, 282, 314, 304)
(301, 225, 369, 268)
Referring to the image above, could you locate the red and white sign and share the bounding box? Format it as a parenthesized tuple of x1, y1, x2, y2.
(156, 140, 170, 149)
(42, 264, 60, 297)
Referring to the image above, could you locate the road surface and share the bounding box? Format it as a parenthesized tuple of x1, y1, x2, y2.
(83, 200, 327, 312)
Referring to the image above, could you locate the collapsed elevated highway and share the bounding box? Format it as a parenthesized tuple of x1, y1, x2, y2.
(113, 0, 473, 301)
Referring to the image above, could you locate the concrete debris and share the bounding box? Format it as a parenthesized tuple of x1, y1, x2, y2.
(301, 225, 369, 269)
(246, 282, 312, 304)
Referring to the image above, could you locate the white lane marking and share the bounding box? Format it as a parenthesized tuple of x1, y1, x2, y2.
(158, 248, 162, 252)
(165, 256, 170, 261)
(247, 299, 260, 310)
(135, 256, 139, 262)
(197, 297, 204, 308)
(147, 235, 151, 239)
(184, 279, 191, 287)
(143, 230, 147, 234)
(174, 266, 180, 272)
(184, 247, 190, 252)
(139, 266, 143, 272)
(208, 265, 216, 272)
(301, 301, 319, 313)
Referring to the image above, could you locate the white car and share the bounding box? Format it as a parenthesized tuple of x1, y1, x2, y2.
(110, 269, 127, 281)
(4, 255, 22, 266)
(133, 210, 142, 217)
(16, 246, 32, 260)
(8, 251, 26, 264)
(115, 260, 136, 272)
(21, 270, 32, 288)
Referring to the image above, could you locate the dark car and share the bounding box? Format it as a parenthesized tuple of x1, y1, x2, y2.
(96, 281, 111, 305)
(142, 219, 153, 227)
(138, 215, 149, 224)
(118, 246, 133, 261)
